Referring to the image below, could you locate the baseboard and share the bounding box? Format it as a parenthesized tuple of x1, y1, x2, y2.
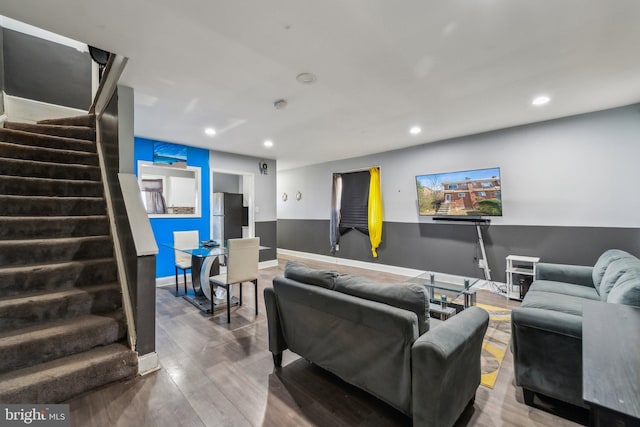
(155, 259, 278, 286)
(277, 248, 424, 277)
(276, 248, 504, 291)
(156, 274, 190, 287)
(259, 259, 279, 269)
(138, 351, 160, 376)
(4, 95, 86, 123)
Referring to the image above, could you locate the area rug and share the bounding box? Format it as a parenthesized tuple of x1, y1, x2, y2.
(477, 303, 511, 388)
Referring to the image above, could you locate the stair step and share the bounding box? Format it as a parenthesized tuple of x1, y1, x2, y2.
(0, 195, 106, 216)
(0, 310, 126, 374)
(0, 141, 98, 166)
(0, 128, 96, 153)
(4, 122, 95, 141)
(0, 283, 122, 332)
(0, 216, 110, 240)
(0, 258, 118, 297)
(0, 175, 103, 197)
(37, 114, 96, 128)
(0, 157, 101, 181)
(0, 113, 131, 405)
(0, 235, 114, 267)
(0, 343, 137, 403)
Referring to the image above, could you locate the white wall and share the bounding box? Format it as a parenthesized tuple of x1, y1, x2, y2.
(167, 176, 195, 207)
(210, 150, 277, 222)
(278, 104, 640, 228)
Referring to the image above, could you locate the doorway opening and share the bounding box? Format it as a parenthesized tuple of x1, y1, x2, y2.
(210, 169, 255, 241)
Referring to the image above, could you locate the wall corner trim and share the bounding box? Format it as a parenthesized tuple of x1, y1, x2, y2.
(138, 351, 160, 376)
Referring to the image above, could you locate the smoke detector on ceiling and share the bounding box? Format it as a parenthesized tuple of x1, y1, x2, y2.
(274, 99, 288, 110)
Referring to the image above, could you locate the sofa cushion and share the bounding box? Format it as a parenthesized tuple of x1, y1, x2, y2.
(592, 249, 634, 294)
(334, 274, 430, 334)
(284, 261, 340, 290)
(529, 280, 600, 300)
(520, 290, 587, 317)
(606, 258, 640, 306)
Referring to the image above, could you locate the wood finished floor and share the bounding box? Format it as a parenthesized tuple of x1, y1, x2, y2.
(68, 255, 586, 427)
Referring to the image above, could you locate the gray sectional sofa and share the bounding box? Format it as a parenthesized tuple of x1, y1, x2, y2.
(264, 261, 489, 427)
(512, 249, 640, 408)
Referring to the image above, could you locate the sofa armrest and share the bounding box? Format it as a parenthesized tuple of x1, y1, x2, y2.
(512, 306, 582, 339)
(411, 306, 489, 427)
(536, 263, 594, 287)
(263, 287, 288, 360)
(511, 307, 585, 407)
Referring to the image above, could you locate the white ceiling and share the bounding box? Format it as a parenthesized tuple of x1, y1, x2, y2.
(2, 1, 640, 170)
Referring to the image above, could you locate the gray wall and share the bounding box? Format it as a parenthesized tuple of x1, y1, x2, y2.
(212, 172, 241, 193)
(277, 104, 640, 279)
(210, 150, 277, 223)
(2, 28, 91, 110)
(100, 90, 155, 356)
(256, 221, 277, 262)
(210, 150, 277, 261)
(278, 219, 639, 281)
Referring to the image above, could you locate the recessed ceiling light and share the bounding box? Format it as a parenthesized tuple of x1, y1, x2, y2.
(296, 72, 317, 84)
(264, 140, 274, 148)
(409, 126, 422, 135)
(532, 95, 550, 106)
(204, 127, 216, 136)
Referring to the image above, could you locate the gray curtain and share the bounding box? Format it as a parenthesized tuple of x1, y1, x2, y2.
(141, 179, 167, 214)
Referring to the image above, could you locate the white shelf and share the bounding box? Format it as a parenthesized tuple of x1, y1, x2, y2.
(506, 267, 535, 275)
(506, 255, 540, 301)
(506, 255, 540, 263)
(507, 287, 521, 300)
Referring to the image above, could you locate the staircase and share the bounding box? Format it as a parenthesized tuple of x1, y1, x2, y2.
(0, 115, 138, 403)
(436, 202, 451, 215)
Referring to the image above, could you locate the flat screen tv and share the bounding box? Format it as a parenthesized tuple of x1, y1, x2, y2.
(416, 167, 502, 217)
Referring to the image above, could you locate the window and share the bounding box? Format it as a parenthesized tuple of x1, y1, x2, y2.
(330, 168, 381, 254)
(458, 193, 466, 198)
(338, 170, 370, 231)
(481, 182, 493, 188)
(138, 162, 201, 218)
(447, 184, 459, 190)
(478, 191, 487, 197)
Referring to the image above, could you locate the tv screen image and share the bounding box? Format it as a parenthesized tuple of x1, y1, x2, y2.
(416, 167, 502, 216)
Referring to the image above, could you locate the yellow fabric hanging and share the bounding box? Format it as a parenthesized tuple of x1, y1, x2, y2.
(368, 167, 383, 257)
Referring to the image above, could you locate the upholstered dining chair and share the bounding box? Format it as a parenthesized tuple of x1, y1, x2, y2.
(173, 230, 199, 295)
(209, 237, 260, 323)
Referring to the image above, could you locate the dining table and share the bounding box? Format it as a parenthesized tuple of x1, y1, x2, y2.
(163, 242, 269, 313)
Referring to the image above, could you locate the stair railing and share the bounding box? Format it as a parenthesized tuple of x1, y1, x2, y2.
(90, 54, 159, 371)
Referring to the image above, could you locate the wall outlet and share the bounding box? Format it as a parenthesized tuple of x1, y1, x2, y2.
(335, 244, 339, 251)
(478, 259, 486, 268)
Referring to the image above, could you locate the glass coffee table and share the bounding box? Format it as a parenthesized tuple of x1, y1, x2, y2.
(405, 272, 479, 320)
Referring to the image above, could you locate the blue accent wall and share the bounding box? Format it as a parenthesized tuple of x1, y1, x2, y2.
(134, 137, 210, 278)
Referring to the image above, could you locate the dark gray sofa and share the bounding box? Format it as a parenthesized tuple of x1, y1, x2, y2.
(512, 249, 640, 408)
(264, 262, 489, 427)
